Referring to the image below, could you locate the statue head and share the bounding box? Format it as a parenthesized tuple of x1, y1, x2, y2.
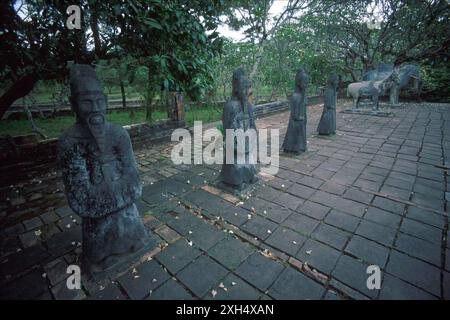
(295, 68, 309, 91)
(232, 67, 252, 102)
(327, 74, 339, 89)
(69, 64, 108, 152)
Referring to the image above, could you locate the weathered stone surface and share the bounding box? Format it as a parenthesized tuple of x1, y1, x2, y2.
(117, 260, 170, 300)
(317, 74, 338, 135)
(57, 64, 150, 276)
(235, 252, 284, 291)
(219, 68, 258, 190)
(269, 267, 325, 299)
(282, 68, 309, 154)
(177, 255, 228, 298)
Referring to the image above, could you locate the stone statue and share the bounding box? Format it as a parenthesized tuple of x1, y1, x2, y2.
(347, 74, 394, 110)
(219, 68, 258, 190)
(363, 62, 422, 102)
(389, 69, 401, 106)
(282, 68, 309, 154)
(57, 64, 149, 277)
(317, 74, 338, 135)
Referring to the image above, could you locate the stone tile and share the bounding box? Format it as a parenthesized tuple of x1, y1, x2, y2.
(44, 258, 69, 286)
(19, 230, 40, 248)
(22, 217, 43, 230)
(324, 290, 344, 300)
(0, 244, 49, 278)
(0, 269, 48, 300)
(268, 267, 325, 299)
(165, 209, 205, 236)
(400, 218, 442, 244)
(89, 283, 127, 300)
(3, 223, 25, 237)
(205, 273, 262, 300)
(324, 210, 360, 233)
(241, 216, 279, 240)
(154, 225, 180, 244)
(208, 236, 255, 270)
(320, 181, 347, 195)
(297, 176, 324, 189)
(265, 227, 306, 256)
(51, 280, 86, 300)
(281, 213, 320, 236)
(379, 274, 436, 300)
(380, 185, 412, 201)
(394, 232, 441, 266)
(331, 255, 378, 299)
(332, 198, 367, 217)
(309, 190, 340, 208)
(219, 206, 250, 226)
(186, 222, 226, 251)
(155, 239, 201, 274)
(364, 206, 401, 229)
(55, 206, 73, 218)
(386, 250, 441, 297)
(177, 255, 228, 298)
(345, 235, 390, 267)
(343, 187, 374, 205)
(118, 260, 170, 300)
(411, 193, 444, 211)
(372, 196, 405, 215)
(271, 192, 304, 211)
(446, 248, 450, 272)
(444, 272, 450, 300)
(297, 200, 331, 220)
(287, 183, 317, 200)
(384, 177, 414, 191)
(147, 278, 194, 300)
(312, 223, 351, 250)
(356, 219, 397, 247)
(243, 198, 291, 223)
(235, 252, 285, 291)
(297, 239, 341, 274)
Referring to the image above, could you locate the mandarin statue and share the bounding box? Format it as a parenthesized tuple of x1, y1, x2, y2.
(317, 74, 339, 135)
(282, 68, 309, 154)
(58, 64, 149, 277)
(219, 68, 258, 190)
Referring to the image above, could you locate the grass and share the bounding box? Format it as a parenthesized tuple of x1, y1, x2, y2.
(0, 107, 222, 139)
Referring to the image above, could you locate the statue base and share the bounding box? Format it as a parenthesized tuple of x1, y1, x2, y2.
(342, 109, 394, 117)
(82, 235, 159, 283)
(214, 177, 261, 197)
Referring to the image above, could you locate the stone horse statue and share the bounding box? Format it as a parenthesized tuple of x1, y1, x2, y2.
(347, 72, 395, 110)
(363, 62, 421, 104)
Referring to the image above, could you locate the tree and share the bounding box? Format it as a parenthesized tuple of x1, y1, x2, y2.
(222, 0, 320, 80)
(0, 0, 227, 118)
(303, 0, 450, 80)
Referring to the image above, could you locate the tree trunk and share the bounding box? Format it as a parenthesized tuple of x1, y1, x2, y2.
(249, 43, 265, 80)
(24, 105, 48, 139)
(120, 80, 132, 117)
(145, 69, 153, 121)
(0, 74, 39, 119)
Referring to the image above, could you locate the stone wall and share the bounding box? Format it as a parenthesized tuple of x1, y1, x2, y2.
(0, 119, 184, 186)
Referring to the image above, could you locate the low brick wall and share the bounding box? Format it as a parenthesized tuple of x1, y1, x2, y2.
(253, 95, 324, 118)
(0, 119, 184, 186)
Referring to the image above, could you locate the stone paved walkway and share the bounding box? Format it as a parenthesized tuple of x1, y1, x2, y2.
(1, 100, 449, 300)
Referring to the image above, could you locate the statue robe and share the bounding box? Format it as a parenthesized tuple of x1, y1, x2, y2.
(58, 122, 148, 269)
(317, 86, 337, 135)
(219, 98, 258, 188)
(282, 91, 307, 153)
